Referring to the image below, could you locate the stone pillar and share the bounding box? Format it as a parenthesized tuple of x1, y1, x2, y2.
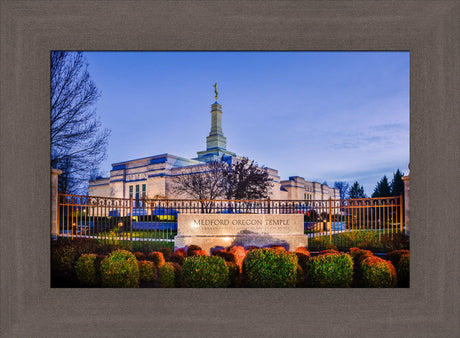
(51, 169, 62, 240)
(402, 173, 410, 236)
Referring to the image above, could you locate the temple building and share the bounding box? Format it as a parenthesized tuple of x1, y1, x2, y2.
(89, 86, 339, 201)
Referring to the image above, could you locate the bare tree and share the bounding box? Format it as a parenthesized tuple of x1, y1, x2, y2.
(172, 157, 273, 202)
(171, 162, 226, 200)
(221, 157, 273, 200)
(51, 51, 110, 194)
(334, 181, 350, 200)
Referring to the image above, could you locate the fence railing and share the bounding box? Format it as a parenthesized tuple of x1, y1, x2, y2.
(57, 194, 404, 250)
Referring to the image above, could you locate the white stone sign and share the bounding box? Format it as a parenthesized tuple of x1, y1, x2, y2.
(175, 214, 308, 253)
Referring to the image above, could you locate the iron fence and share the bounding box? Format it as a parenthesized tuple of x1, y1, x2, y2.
(57, 194, 404, 250)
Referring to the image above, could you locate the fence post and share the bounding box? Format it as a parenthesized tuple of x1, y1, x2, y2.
(129, 197, 133, 250)
(328, 197, 332, 244)
(51, 169, 62, 240)
(402, 172, 410, 235)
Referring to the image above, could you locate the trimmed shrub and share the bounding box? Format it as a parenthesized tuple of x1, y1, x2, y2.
(138, 260, 157, 283)
(226, 262, 240, 288)
(159, 262, 176, 288)
(397, 253, 410, 287)
(361, 256, 397, 288)
(168, 252, 185, 266)
(192, 249, 208, 256)
(160, 247, 172, 261)
(295, 247, 311, 256)
(174, 248, 187, 257)
(100, 250, 139, 288)
(349, 248, 374, 266)
(307, 253, 354, 287)
(227, 246, 246, 271)
(186, 245, 203, 257)
(270, 245, 286, 251)
(75, 254, 100, 286)
(245, 246, 260, 251)
(242, 248, 298, 288)
(183, 255, 229, 288)
(133, 252, 146, 261)
(386, 250, 410, 268)
(212, 250, 236, 263)
(319, 249, 340, 256)
(147, 251, 165, 268)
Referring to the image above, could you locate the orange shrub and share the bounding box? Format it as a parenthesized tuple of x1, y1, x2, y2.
(133, 251, 145, 261)
(147, 251, 165, 269)
(186, 245, 203, 257)
(361, 256, 397, 287)
(227, 246, 246, 272)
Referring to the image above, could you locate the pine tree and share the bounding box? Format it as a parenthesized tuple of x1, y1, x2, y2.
(348, 181, 366, 199)
(372, 175, 392, 198)
(390, 169, 404, 196)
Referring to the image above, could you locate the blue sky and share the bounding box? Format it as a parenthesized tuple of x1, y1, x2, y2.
(84, 51, 409, 196)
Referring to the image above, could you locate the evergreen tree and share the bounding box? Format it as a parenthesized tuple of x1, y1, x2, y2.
(390, 169, 405, 196)
(348, 181, 366, 199)
(372, 175, 392, 198)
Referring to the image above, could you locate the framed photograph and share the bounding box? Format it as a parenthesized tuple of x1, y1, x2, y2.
(1, 1, 458, 336)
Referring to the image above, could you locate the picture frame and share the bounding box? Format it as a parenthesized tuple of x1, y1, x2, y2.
(1, 1, 458, 336)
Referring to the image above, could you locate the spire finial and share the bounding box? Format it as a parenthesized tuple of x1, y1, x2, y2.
(213, 82, 218, 101)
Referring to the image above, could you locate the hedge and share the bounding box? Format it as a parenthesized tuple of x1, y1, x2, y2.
(183, 255, 229, 288)
(242, 248, 298, 288)
(307, 253, 353, 287)
(100, 250, 139, 288)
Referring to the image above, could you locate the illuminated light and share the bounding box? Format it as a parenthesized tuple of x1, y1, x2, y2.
(191, 222, 199, 229)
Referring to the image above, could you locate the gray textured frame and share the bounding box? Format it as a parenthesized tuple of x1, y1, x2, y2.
(1, 1, 459, 337)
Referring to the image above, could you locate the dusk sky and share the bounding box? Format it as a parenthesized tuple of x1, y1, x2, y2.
(84, 51, 409, 196)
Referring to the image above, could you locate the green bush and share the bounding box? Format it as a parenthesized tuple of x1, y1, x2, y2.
(159, 262, 176, 288)
(183, 255, 229, 288)
(100, 250, 139, 288)
(307, 253, 353, 287)
(361, 256, 397, 288)
(75, 254, 100, 286)
(396, 253, 410, 287)
(242, 248, 298, 288)
(138, 260, 157, 283)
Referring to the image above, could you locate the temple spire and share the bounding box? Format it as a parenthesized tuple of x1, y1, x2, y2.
(213, 82, 218, 101)
(195, 84, 235, 162)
